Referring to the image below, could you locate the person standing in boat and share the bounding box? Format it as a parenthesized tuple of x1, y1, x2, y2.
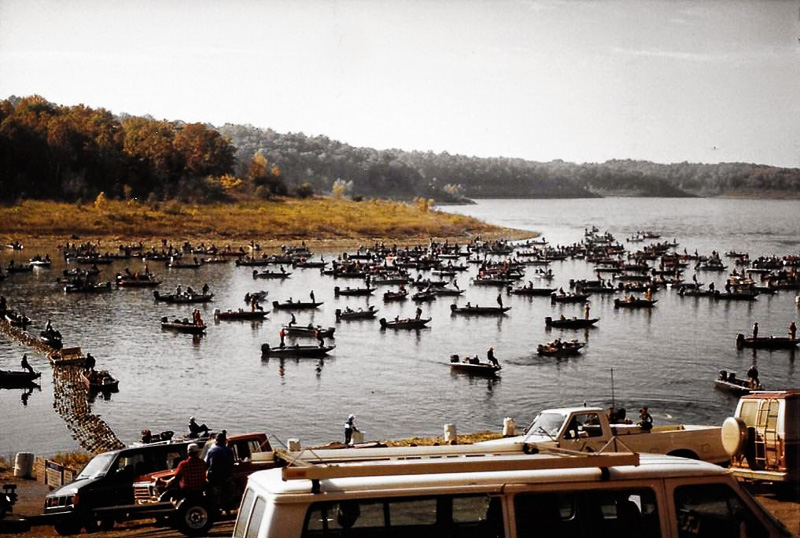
(790, 321, 797, 341)
(193, 309, 203, 326)
(584, 302, 591, 320)
(202, 283, 210, 296)
(752, 322, 759, 339)
(496, 293, 503, 308)
(747, 364, 760, 389)
(20, 354, 33, 374)
(344, 414, 359, 445)
(310, 290, 316, 303)
(289, 313, 297, 326)
(84, 352, 96, 372)
(638, 407, 653, 432)
(415, 306, 422, 320)
(487, 347, 499, 368)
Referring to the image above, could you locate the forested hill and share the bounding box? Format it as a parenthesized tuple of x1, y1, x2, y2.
(219, 124, 800, 199)
(1, 96, 798, 203)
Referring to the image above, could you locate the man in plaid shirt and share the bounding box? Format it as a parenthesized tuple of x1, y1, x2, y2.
(170, 443, 207, 492)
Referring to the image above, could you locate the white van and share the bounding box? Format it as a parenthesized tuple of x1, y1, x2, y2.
(232, 445, 792, 538)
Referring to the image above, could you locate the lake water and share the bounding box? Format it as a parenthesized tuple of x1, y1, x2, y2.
(1, 197, 799, 457)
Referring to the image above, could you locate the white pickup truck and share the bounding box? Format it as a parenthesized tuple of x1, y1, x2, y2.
(481, 406, 729, 464)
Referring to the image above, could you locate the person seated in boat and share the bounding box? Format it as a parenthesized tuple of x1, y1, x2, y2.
(718, 370, 728, 382)
(558, 287, 565, 296)
(289, 313, 297, 326)
(141, 429, 153, 444)
(560, 314, 567, 321)
(188, 417, 210, 438)
(469, 356, 480, 364)
(554, 338, 563, 350)
(638, 407, 653, 432)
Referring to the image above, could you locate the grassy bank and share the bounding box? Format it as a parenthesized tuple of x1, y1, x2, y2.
(0, 198, 533, 247)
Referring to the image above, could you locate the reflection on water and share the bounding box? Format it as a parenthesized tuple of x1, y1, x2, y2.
(0, 197, 799, 455)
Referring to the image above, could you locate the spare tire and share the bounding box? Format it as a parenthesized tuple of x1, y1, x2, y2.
(721, 417, 748, 457)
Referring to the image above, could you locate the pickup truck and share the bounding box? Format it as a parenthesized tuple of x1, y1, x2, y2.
(132, 432, 276, 535)
(480, 406, 729, 464)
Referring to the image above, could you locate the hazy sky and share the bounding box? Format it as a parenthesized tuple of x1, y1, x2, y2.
(1, 0, 799, 167)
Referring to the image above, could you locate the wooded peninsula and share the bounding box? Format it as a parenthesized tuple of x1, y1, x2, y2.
(2, 95, 799, 208)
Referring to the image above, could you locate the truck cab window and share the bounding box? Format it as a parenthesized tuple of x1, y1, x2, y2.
(674, 483, 768, 538)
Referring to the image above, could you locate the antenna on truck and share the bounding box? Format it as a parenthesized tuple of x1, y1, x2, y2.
(611, 367, 616, 411)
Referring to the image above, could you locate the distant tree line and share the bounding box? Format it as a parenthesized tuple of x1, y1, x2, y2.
(2, 96, 799, 204)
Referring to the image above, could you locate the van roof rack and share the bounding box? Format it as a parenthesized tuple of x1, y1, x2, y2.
(276, 443, 639, 484)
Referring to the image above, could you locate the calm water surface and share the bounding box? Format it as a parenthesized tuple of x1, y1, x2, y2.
(1, 197, 799, 456)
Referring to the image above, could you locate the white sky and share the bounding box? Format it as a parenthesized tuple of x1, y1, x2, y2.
(1, 0, 799, 167)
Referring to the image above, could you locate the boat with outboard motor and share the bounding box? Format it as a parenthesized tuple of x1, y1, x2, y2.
(545, 316, 599, 329)
(335, 306, 379, 320)
(261, 342, 335, 357)
(379, 317, 431, 329)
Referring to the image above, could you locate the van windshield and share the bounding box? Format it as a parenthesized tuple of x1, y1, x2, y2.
(76, 453, 116, 479)
(526, 412, 566, 439)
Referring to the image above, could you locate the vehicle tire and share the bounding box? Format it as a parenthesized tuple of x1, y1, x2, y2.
(54, 519, 83, 536)
(176, 499, 214, 536)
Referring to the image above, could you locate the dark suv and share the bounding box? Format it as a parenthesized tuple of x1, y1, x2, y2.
(44, 439, 193, 535)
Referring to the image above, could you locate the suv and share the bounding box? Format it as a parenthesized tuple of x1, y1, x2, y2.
(44, 439, 194, 535)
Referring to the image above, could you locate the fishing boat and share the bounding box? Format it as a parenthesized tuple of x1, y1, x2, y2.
(82, 369, 119, 392)
(335, 306, 378, 320)
(735, 334, 799, 350)
(334, 286, 375, 297)
(252, 269, 291, 279)
(213, 308, 268, 321)
(281, 324, 336, 338)
(537, 340, 585, 357)
(272, 300, 323, 310)
(0, 369, 41, 387)
(379, 317, 431, 329)
(433, 286, 464, 296)
(160, 317, 207, 334)
(153, 291, 214, 304)
(261, 343, 335, 357)
(508, 285, 556, 296)
(64, 281, 113, 293)
(411, 290, 437, 302)
(167, 260, 201, 269)
(714, 371, 762, 395)
(39, 328, 63, 349)
(116, 274, 161, 287)
(545, 316, 599, 329)
(550, 292, 590, 304)
(613, 298, 658, 308)
(5, 263, 33, 273)
(383, 289, 409, 301)
(449, 354, 501, 376)
(450, 304, 510, 315)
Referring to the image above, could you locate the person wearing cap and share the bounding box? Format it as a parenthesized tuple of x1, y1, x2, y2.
(166, 443, 206, 493)
(344, 414, 359, 445)
(638, 407, 653, 432)
(188, 416, 210, 438)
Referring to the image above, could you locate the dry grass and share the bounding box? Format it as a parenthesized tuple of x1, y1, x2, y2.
(50, 451, 92, 470)
(383, 431, 503, 447)
(0, 198, 528, 246)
